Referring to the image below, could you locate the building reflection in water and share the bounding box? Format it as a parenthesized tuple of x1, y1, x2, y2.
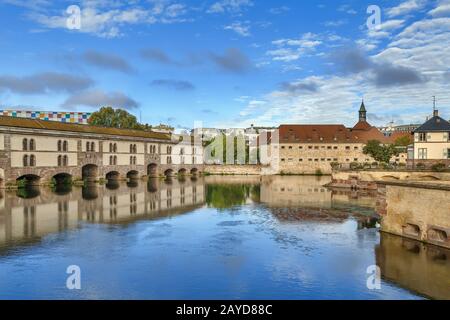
(0, 176, 447, 300)
(0, 178, 205, 248)
(376, 233, 450, 300)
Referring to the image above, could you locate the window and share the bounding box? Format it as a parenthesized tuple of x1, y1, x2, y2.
(58, 155, 62, 167)
(29, 139, 35, 151)
(113, 144, 117, 153)
(114, 156, 117, 165)
(418, 148, 427, 160)
(63, 155, 68, 166)
(91, 142, 95, 152)
(167, 156, 172, 164)
(86, 142, 90, 152)
(345, 146, 351, 150)
(109, 143, 113, 153)
(29, 155, 36, 167)
(63, 141, 68, 152)
(419, 133, 427, 142)
(447, 149, 450, 159)
(23, 154, 29, 167)
(23, 138, 28, 151)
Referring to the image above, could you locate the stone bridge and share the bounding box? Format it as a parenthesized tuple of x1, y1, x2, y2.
(3, 162, 203, 186)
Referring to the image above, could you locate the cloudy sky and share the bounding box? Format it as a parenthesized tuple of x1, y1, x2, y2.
(0, 0, 449, 130)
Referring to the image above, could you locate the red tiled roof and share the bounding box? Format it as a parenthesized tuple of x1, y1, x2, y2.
(277, 124, 402, 144)
(353, 120, 372, 131)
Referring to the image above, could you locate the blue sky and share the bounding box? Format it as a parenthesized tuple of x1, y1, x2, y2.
(0, 0, 449, 130)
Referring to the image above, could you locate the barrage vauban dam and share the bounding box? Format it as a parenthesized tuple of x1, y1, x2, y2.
(0, 102, 449, 252)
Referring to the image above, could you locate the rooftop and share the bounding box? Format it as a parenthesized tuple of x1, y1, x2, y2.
(414, 113, 450, 133)
(0, 116, 171, 141)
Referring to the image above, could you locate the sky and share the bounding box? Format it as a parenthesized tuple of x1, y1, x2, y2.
(0, 0, 449, 131)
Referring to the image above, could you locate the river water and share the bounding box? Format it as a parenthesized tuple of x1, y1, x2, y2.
(0, 176, 448, 300)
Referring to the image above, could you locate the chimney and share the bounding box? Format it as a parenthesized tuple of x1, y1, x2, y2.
(433, 109, 439, 117)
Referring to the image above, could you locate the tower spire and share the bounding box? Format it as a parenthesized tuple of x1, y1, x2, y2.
(359, 99, 367, 122)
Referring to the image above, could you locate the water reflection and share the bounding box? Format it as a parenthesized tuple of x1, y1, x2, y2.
(376, 233, 450, 300)
(0, 178, 205, 249)
(0, 176, 446, 299)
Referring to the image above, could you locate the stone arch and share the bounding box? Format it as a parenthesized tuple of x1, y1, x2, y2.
(82, 164, 99, 182)
(164, 169, 174, 177)
(190, 168, 199, 175)
(52, 173, 72, 185)
(178, 168, 187, 176)
(148, 163, 158, 177)
(16, 174, 41, 186)
(106, 171, 120, 181)
(127, 170, 139, 180)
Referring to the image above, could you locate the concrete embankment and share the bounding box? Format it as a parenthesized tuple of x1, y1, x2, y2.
(204, 165, 267, 176)
(377, 181, 450, 249)
(326, 170, 450, 190)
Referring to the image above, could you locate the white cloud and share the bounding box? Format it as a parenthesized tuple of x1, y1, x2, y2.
(224, 21, 251, 37)
(235, 8, 450, 128)
(17, 0, 190, 38)
(268, 33, 322, 62)
(428, 0, 450, 17)
(207, 0, 253, 14)
(387, 0, 427, 17)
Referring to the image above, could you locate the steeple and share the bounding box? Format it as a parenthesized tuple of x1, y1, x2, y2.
(359, 100, 367, 122)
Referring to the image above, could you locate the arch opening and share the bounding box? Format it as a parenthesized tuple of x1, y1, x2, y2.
(106, 171, 120, 181)
(127, 170, 139, 180)
(16, 174, 41, 186)
(82, 164, 99, 182)
(178, 168, 187, 176)
(191, 168, 199, 175)
(164, 169, 174, 177)
(148, 163, 158, 177)
(53, 173, 73, 185)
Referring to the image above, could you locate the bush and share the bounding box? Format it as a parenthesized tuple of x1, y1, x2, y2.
(363, 163, 372, 169)
(381, 162, 392, 170)
(415, 163, 426, 170)
(431, 163, 447, 172)
(330, 162, 340, 170)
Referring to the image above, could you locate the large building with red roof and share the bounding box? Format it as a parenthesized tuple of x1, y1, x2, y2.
(271, 102, 409, 174)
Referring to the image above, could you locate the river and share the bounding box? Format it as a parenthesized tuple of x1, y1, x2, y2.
(0, 176, 448, 300)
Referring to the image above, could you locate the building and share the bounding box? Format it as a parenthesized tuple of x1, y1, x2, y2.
(409, 109, 450, 169)
(379, 122, 421, 136)
(270, 102, 408, 175)
(0, 110, 92, 124)
(0, 116, 203, 186)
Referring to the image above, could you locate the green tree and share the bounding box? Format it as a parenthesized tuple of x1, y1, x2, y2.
(395, 135, 413, 147)
(88, 107, 144, 130)
(363, 140, 399, 164)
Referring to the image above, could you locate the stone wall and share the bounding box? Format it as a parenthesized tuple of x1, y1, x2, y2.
(377, 182, 450, 249)
(204, 165, 263, 176)
(328, 170, 450, 190)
